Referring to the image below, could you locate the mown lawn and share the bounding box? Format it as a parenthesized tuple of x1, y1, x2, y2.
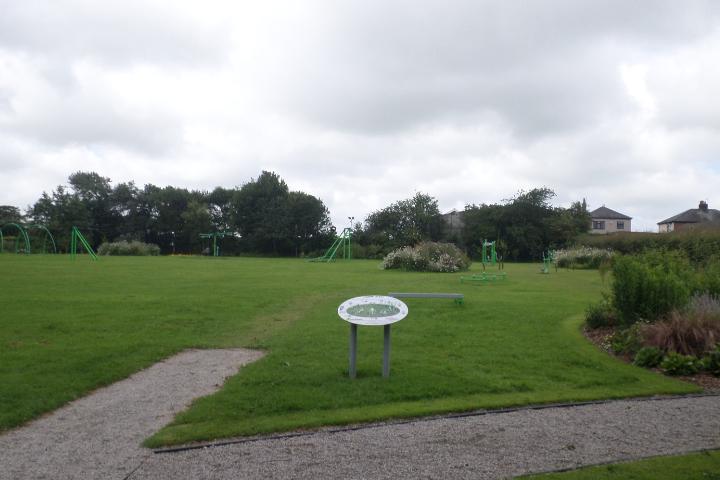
(0, 254, 697, 446)
(522, 450, 720, 479)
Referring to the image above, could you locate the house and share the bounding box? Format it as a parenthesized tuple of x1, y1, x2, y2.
(441, 209, 464, 236)
(657, 201, 720, 233)
(589, 206, 632, 234)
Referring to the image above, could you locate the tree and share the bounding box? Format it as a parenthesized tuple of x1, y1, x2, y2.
(286, 191, 333, 256)
(363, 192, 444, 250)
(231, 171, 290, 253)
(0, 205, 23, 225)
(182, 199, 214, 252)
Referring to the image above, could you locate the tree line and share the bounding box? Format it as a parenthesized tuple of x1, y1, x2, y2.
(355, 189, 590, 261)
(2, 171, 333, 255)
(2, 172, 589, 260)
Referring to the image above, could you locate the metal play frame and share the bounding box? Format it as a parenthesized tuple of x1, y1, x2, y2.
(0, 223, 58, 254)
(199, 231, 230, 256)
(70, 226, 98, 260)
(309, 227, 352, 262)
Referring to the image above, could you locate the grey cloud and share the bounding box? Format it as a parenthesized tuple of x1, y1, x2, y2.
(269, 0, 720, 137)
(4, 99, 182, 156)
(0, 1, 231, 68)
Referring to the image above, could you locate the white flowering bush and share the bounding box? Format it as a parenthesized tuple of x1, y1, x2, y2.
(555, 246, 613, 269)
(382, 242, 470, 272)
(98, 240, 161, 256)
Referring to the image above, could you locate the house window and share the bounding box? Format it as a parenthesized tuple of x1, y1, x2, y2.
(592, 221, 605, 230)
(617, 221, 624, 230)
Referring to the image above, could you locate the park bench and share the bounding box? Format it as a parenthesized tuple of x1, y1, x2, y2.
(388, 292, 464, 305)
(459, 272, 507, 284)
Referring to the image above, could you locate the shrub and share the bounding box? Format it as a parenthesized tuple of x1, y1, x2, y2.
(701, 347, 720, 376)
(611, 251, 693, 324)
(610, 324, 643, 355)
(640, 294, 720, 357)
(585, 297, 616, 329)
(554, 247, 614, 269)
(98, 240, 161, 256)
(697, 256, 720, 297)
(633, 347, 664, 368)
(382, 242, 470, 272)
(574, 229, 720, 267)
(660, 352, 700, 376)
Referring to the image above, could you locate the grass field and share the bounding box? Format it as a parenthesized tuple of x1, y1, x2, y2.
(0, 254, 697, 446)
(522, 450, 720, 479)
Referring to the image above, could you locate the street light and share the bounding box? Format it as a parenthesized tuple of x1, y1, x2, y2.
(347, 216, 355, 259)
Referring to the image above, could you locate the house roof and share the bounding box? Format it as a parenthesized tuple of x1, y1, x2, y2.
(658, 206, 720, 225)
(590, 206, 631, 220)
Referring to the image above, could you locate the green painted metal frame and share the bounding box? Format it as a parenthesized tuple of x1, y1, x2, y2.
(308, 227, 352, 262)
(70, 226, 98, 260)
(460, 272, 507, 283)
(481, 239, 497, 268)
(199, 231, 230, 256)
(1, 223, 31, 254)
(541, 250, 556, 274)
(28, 225, 57, 254)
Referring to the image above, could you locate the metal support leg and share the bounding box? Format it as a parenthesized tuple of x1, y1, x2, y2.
(383, 324, 391, 378)
(349, 323, 357, 379)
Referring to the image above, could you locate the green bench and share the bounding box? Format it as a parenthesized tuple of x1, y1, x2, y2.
(460, 272, 507, 284)
(388, 292, 464, 305)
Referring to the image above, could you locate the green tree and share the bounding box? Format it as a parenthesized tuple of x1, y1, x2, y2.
(363, 192, 444, 250)
(286, 191, 333, 256)
(231, 171, 290, 254)
(0, 205, 23, 225)
(182, 199, 214, 252)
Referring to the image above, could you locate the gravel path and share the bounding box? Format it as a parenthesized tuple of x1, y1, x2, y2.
(0, 348, 264, 480)
(1, 350, 718, 479)
(131, 395, 720, 480)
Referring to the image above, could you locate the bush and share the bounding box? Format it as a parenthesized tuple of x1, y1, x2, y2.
(382, 242, 471, 272)
(585, 297, 616, 329)
(611, 251, 693, 324)
(98, 240, 161, 256)
(701, 347, 720, 376)
(640, 294, 720, 357)
(610, 324, 643, 355)
(575, 229, 720, 267)
(555, 247, 614, 269)
(633, 347, 664, 368)
(660, 352, 700, 376)
(351, 243, 387, 260)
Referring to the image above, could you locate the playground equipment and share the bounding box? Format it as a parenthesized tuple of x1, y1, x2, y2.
(1, 223, 32, 254)
(309, 227, 352, 262)
(199, 231, 230, 256)
(460, 272, 507, 283)
(541, 250, 556, 274)
(70, 226, 98, 260)
(28, 225, 57, 253)
(1, 223, 58, 254)
(481, 239, 503, 270)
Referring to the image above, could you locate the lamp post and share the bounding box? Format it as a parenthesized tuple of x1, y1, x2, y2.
(347, 216, 354, 259)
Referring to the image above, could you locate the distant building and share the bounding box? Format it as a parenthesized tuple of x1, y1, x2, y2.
(589, 206, 632, 234)
(657, 201, 720, 233)
(442, 210, 465, 236)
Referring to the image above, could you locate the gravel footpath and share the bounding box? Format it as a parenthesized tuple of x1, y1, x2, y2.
(131, 395, 720, 480)
(0, 348, 264, 480)
(1, 350, 718, 479)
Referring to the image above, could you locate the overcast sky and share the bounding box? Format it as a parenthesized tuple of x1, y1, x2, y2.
(1, 1, 719, 232)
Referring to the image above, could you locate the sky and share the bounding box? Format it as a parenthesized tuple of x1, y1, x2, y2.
(1, 0, 719, 232)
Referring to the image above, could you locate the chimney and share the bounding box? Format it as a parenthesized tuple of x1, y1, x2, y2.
(699, 200, 708, 211)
